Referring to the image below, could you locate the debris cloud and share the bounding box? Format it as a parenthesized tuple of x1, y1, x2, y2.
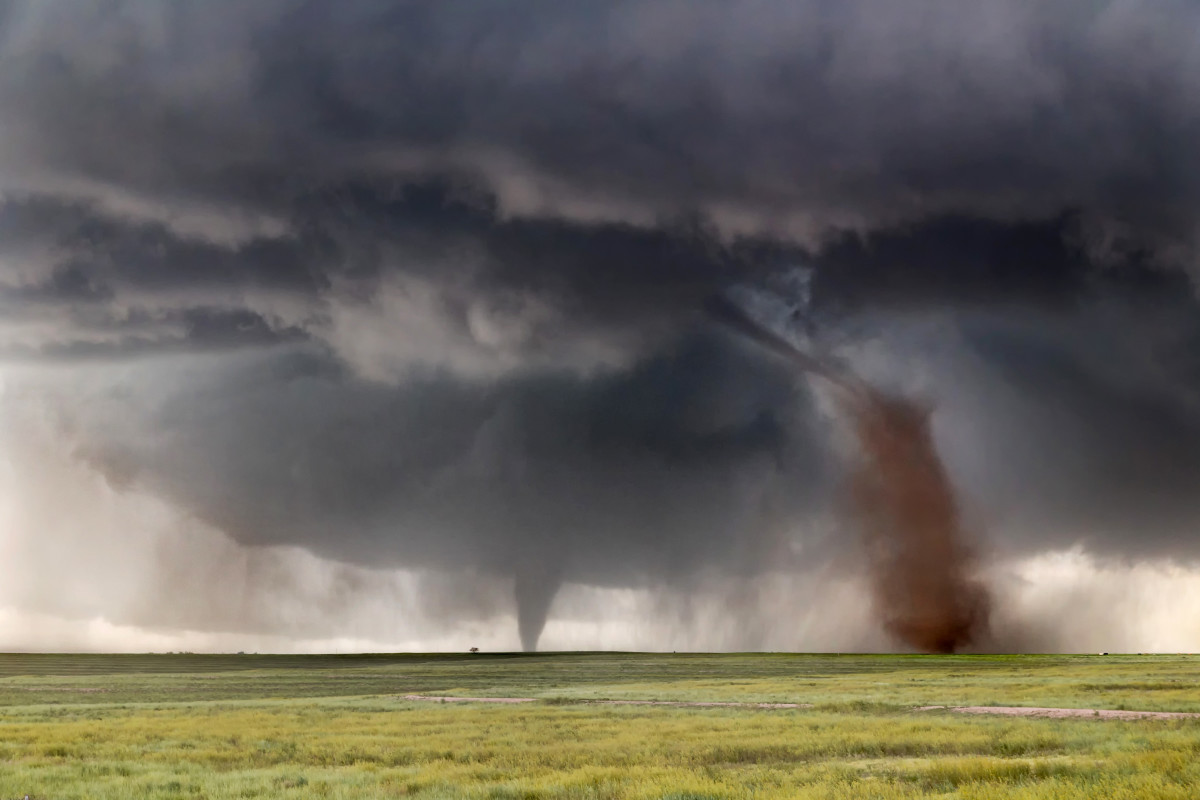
(843, 390, 990, 652)
(710, 297, 990, 652)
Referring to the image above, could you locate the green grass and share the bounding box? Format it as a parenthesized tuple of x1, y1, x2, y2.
(1, 652, 1198, 798)
(3, 652, 1199, 710)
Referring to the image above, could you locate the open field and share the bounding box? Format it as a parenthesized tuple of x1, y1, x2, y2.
(1, 652, 1198, 798)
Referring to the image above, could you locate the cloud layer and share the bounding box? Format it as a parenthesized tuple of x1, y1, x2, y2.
(2, 0, 1200, 650)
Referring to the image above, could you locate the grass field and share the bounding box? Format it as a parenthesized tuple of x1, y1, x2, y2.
(1, 652, 1198, 798)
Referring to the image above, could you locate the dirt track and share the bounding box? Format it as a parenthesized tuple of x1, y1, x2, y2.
(400, 695, 535, 704)
(917, 705, 1200, 720)
(399, 695, 807, 709)
(399, 694, 1200, 719)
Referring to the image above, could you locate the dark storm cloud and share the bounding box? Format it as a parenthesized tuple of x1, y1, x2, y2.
(86, 339, 819, 565)
(64, 334, 831, 633)
(4, 1, 1199, 250)
(951, 306, 1200, 558)
(0, 181, 773, 374)
(3, 0, 1200, 358)
(4, 0, 1200, 648)
(809, 216, 1092, 315)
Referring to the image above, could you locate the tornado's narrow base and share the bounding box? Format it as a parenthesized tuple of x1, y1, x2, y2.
(514, 568, 561, 652)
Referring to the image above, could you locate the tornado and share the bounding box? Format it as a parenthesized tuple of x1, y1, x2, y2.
(840, 390, 990, 652)
(709, 296, 990, 652)
(514, 564, 563, 652)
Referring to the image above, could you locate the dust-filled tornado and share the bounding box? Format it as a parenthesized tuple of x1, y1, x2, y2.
(709, 296, 990, 652)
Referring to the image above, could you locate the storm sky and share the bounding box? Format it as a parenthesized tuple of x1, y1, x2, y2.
(2, 0, 1200, 653)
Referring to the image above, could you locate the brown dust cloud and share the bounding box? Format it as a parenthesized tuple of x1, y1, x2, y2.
(841, 389, 990, 653)
(708, 297, 990, 652)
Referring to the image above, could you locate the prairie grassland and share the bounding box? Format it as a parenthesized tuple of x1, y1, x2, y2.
(3, 652, 1199, 710)
(1, 653, 1198, 799)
